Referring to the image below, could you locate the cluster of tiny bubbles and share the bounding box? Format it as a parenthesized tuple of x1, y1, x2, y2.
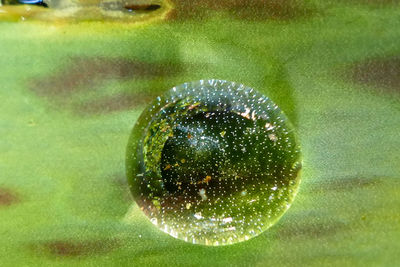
(126, 79, 302, 246)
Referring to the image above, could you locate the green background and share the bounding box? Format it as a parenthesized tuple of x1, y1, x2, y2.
(0, 0, 399, 266)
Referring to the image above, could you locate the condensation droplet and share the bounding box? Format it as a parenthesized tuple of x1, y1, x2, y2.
(126, 80, 302, 246)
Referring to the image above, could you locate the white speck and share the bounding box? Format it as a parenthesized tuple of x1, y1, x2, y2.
(199, 189, 208, 200)
(194, 212, 203, 220)
(265, 122, 274, 131)
(150, 218, 158, 225)
(241, 107, 251, 119)
(222, 217, 233, 223)
(251, 110, 257, 120)
(268, 134, 278, 142)
(271, 186, 278, 191)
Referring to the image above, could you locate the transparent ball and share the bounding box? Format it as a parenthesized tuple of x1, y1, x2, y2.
(126, 80, 302, 246)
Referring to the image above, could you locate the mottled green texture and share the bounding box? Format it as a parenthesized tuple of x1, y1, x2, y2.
(0, 0, 399, 266)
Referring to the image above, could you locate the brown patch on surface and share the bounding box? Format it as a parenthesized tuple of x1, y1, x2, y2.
(31, 57, 182, 97)
(39, 239, 119, 257)
(30, 57, 183, 115)
(0, 188, 19, 207)
(125, 4, 162, 11)
(350, 57, 400, 94)
(168, 0, 315, 21)
(77, 92, 158, 115)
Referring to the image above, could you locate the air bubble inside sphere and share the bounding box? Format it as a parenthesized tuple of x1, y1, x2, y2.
(126, 80, 302, 245)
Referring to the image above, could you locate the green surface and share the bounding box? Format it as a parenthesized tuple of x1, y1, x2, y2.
(0, 0, 399, 266)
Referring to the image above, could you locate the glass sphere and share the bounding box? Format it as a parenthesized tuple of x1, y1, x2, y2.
(126, 80, 302, 246)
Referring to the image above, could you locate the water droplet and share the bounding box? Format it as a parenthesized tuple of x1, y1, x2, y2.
(126, 80, 302, 246)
